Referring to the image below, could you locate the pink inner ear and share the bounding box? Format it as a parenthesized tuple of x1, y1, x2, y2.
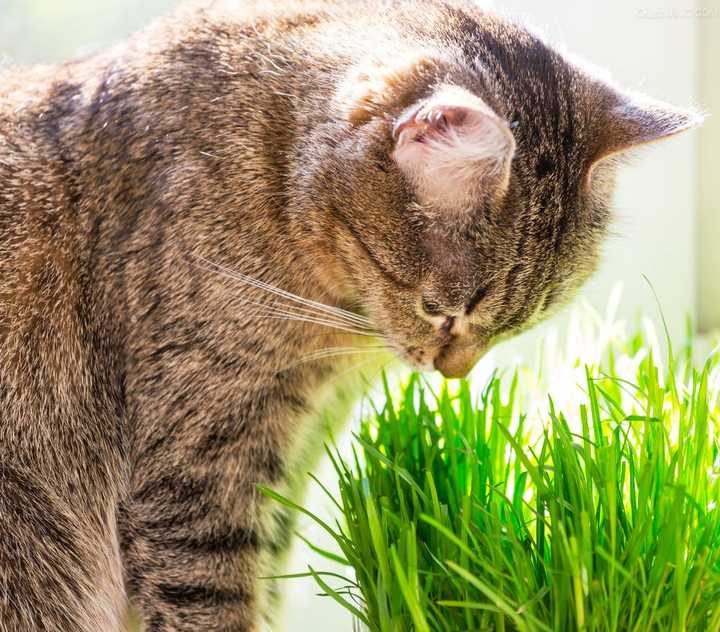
(392, 88, 515, 211)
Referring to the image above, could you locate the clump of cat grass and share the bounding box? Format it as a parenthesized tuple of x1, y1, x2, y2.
(263, 319, 720, 631)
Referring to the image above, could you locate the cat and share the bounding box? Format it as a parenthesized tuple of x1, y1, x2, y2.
(0, 0, 700, 630)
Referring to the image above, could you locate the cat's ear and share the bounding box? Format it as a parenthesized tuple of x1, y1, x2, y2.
(391, 86, 516, 212)
(593, 91, 704, 162)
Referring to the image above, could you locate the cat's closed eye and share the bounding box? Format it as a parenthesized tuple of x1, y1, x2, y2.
(421, 297, 443, 316)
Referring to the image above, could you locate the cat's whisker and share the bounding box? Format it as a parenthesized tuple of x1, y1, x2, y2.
(300, 345, 388, 362)
(323, 356, 395, 389)
(195, 261, 378, 335)
(213, 267, 376, 332)
(297, 350, 387, 366)
(278, 345, 388, 372)
(236, 272, 374, 327)
(235, 293, 368, 330)
(264, 315, 380, 337)
(304, 344, 387, 358)
(231, 295, 379, 337)
(229, 291, 372, 333)
(194, 256, 374, 329)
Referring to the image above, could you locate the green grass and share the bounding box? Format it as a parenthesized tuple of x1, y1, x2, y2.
(264, 316, 720, 631)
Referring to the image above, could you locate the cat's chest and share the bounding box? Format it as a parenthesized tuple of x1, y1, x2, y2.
(278, 353, 391, 489)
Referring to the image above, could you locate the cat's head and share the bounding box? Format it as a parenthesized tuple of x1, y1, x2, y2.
(292, 6, 701, 377)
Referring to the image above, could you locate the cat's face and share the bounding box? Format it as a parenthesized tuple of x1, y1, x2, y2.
(295, 10, 699, 377)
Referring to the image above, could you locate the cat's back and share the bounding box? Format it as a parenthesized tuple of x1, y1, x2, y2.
(0, 56, 102, 347)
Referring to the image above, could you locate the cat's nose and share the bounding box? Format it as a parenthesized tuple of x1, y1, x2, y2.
(433, 342, 485, 379)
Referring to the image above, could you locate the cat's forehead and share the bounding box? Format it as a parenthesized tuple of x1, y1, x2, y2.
(457, 19, 595, 151)
(419, 224, 502, 297)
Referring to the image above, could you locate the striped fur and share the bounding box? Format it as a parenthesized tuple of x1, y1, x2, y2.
(0, 1, 697, 630)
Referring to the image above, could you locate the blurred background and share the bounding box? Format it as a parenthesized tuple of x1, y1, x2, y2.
(2, 0, 717, 630)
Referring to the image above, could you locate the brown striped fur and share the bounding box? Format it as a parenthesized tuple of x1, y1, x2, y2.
(0, 1, 698, 630)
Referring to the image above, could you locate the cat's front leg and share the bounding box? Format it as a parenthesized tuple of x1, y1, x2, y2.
(121, 440, 283, 632)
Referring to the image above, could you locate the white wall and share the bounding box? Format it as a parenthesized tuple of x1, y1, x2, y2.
(698, 0, 720, 333)
(0, 0, 180, 65)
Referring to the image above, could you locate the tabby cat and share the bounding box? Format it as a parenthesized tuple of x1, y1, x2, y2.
(0, 1, 699, 630)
